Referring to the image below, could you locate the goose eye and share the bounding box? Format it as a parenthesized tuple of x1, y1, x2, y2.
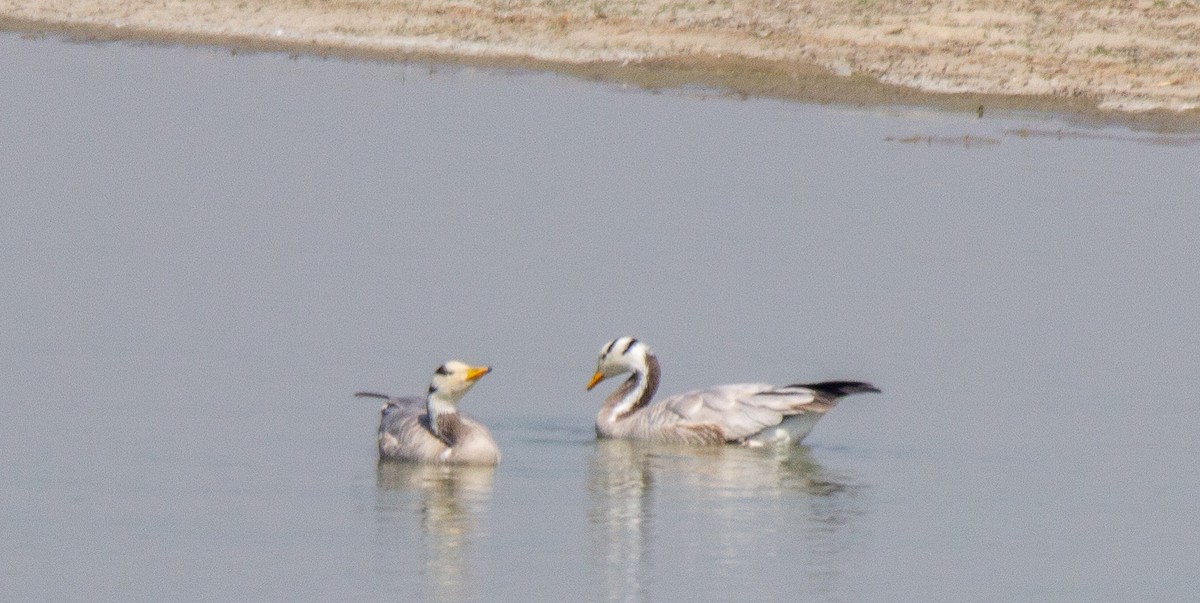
(435, 365, 451, 376)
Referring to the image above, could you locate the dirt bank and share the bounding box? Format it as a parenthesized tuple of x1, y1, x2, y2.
(3, 0, 1199, 129)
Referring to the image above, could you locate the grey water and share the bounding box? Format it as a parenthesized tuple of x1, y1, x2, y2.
(2, 32, 1199, 602)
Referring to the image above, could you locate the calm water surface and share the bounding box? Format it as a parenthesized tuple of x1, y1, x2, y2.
(2, 33, 1198, 601)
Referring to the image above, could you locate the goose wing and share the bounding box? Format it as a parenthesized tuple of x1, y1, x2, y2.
(361, 394, 499, 464)
(362, 395, 450, 460)
(375, 396, 427, 434)
(656, 384, 827, 441)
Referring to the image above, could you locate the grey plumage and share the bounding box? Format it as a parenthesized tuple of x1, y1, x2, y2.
(357, 361, 500, 465)
(587, 337, 879, 446)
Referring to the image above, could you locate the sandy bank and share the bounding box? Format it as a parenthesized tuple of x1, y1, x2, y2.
(3, 0, 1199, 128)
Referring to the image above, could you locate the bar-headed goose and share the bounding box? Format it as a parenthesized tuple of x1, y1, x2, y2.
(586, 337, 879, 446)
(356, 361, 500, 465)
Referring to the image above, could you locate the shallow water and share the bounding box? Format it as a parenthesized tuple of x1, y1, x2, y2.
(2, 33, 1199, 601)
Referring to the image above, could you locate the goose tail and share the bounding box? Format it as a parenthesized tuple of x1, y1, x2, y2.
(354, 391, 393, 400)
(788, 381, 881, 398)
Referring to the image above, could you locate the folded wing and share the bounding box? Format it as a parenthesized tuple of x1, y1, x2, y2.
(656, 384, 828, 442)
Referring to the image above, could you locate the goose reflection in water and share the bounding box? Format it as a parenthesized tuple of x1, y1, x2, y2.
(375, 461, 495, 603)
(587, 440, 863, 601)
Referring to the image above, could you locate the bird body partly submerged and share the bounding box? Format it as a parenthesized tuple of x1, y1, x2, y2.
(588, 337, 879, 447)
(363, 396, 499, 465)
(357, 361, 500, 466)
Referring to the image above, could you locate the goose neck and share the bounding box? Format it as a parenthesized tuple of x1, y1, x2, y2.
(607, 354, 660, 422)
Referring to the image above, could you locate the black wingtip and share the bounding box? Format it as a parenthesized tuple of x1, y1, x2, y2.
(354, 391, 392, 400)
(788, 381, 881, 398)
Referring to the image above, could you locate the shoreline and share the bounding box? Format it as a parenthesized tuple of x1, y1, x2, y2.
(4, 0, 1200, 131)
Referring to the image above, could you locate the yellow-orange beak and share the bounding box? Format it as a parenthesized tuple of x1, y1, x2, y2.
(586, 371, 606, 391)
(465, 366, 491, 382)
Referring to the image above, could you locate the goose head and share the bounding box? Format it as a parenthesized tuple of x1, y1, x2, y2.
(587, 337, 652, 390)
(429, 360, 492, 402)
